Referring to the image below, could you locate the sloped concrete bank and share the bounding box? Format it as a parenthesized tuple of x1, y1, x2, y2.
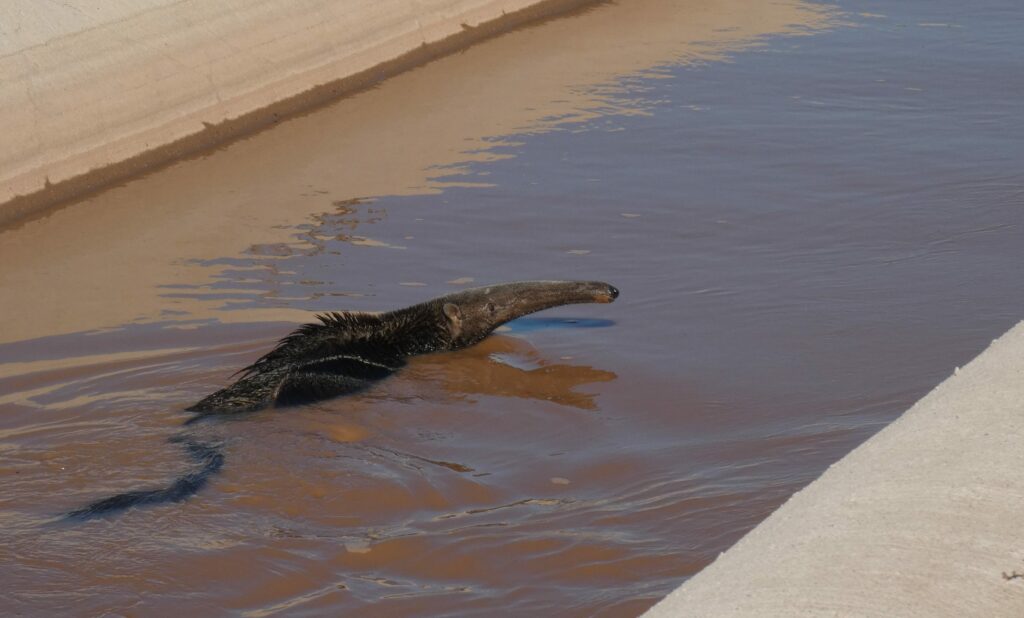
(0, 0, 596, 226)
(646, 321, 1024, 617)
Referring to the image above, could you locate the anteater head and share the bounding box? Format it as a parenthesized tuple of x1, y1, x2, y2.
(434, 280, 618, 350)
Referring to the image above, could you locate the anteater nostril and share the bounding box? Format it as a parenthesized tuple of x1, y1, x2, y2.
(608, 285, 620, 300)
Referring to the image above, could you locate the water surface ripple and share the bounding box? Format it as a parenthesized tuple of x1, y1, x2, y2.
(3, 0, 1024, 615)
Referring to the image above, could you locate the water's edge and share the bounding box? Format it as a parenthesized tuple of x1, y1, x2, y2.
(0, 0, 601, 228)
(5, 1, 1022, 614)
(646, 321, 1024, 616)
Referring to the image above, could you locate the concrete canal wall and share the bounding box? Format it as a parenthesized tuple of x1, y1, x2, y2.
(0, 0, 592, 225)
(646, 320, 1024, 617)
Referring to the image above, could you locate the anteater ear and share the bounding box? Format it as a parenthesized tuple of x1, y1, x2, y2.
(443, 303, 463, 338)
(442, 303, 462, 323)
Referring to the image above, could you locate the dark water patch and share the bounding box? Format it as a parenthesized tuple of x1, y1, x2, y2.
(503, 317, 617, 332)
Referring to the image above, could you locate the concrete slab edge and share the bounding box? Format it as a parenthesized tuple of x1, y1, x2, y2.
(0, 0, 601, 228)
(644, 320, 1024, 617)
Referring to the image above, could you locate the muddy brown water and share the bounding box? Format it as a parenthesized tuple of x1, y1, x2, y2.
(3, 0, 1024, 615)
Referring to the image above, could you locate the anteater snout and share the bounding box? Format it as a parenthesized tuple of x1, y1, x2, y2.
(593, 283, 619, 303)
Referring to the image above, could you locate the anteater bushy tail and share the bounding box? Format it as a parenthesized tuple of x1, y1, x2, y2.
(65, 436, 224, 520)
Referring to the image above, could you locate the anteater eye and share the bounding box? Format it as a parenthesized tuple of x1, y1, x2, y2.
(485, 302, 496, 313)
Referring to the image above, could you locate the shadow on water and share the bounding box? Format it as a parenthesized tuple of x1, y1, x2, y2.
(503, 317, 617, 333)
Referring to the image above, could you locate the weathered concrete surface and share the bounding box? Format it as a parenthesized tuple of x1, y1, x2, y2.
(0, 0, 594, 225)
(645, 321, 1024, 617)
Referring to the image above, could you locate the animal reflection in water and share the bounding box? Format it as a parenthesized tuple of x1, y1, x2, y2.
(66, 281, 618, 520)
(405, 330, 617, 411)
(306, 333, 618, 476)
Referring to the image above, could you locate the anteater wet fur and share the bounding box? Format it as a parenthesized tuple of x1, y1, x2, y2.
(66, 281, 618, 520)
